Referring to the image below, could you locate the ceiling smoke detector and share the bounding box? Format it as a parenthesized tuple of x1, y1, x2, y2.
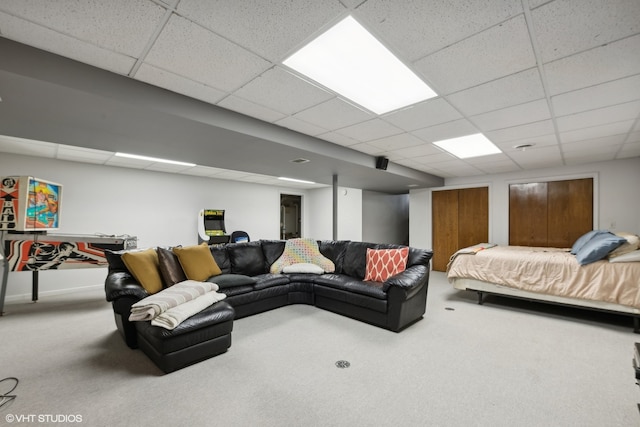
(290, 158, 310, 164)
(513, 143, 535, 151)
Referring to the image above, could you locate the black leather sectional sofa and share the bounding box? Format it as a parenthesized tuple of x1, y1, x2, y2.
(104, 240, 432, 372)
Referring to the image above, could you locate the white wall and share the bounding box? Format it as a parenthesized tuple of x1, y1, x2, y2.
(0, 153, 309, 299)
(410, 157, 640, 251)
(362, 191, 409, 245)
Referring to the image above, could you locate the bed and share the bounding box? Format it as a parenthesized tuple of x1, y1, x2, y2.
(446, 244, 640, 332)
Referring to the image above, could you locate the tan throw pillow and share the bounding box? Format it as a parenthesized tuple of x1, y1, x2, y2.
(121, 248, 164, 294)
(173, 243, 222, 281)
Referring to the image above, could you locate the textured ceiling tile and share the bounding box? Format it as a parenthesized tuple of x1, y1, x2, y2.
(145, 15, 271, 91)
(0, 0, 166, 56)
(508, 145, 563, 168)
(464, 153, 512, 165)
(367, 133, 424, 151)
(177, 0, 345, 61)
(559, 120, 635, 144)
(0, 135, 57, 157)
(357, 0, 522, 60)
(414, 15, 536, 94)
(349, 142, 385, 156)
(413, 152, 458, 165)
(556, 101, 640, 133)
(531, 0, 640, 63)
(618, 142, 640, 158)
(495, 134, 559, 151)
(292, 98, 372, 130)
(544, 34, 640, 95)
(382, 98, 462, 132)
(217, 95, 287, 123)
(274, 116, 328, 136)
(135, 63, 227, 105)
(56, 145, 112, 164)
(317, 131, 362, 147)
(485, 120, 555, 143)
(233, 67, 333, 115)
(471, 99, 551, 132)
(0, 12, 135, 75)
(562, 135, 625, 152)
(411, 119, 478, 142)
(551, 74, 640, 116)
(335, 119, 403, 142)
(447, 68, 545, 116)
(474, 160, 522, 174)
(391, 143, 443, 159)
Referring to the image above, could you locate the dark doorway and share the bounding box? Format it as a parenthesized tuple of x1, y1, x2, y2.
(280, 194, 302, 240)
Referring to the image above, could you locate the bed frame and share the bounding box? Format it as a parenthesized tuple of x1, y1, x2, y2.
(452, 277, 640, 333)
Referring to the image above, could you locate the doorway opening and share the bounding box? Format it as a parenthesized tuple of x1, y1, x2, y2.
(280, 194, 302, 240)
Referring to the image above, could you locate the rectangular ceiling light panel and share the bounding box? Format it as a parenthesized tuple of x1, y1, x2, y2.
(433, 134, 502, 159)
(115, 152, 196, 167)
(283, 16, 437, 115)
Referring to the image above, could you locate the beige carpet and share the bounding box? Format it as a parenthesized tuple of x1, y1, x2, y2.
(1, 272, 638, 426)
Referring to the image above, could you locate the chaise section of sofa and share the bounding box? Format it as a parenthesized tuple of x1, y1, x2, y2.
(104, 239, 433, 349)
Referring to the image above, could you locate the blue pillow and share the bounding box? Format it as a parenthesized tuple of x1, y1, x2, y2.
(575, 233, 627, 265)
(570, 230, 609, 255)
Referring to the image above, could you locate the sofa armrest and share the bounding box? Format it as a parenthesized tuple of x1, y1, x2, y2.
(104, 271, 149, 302)
(383, 264, 428, 293)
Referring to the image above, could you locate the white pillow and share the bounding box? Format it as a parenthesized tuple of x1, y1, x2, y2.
(609, 250, 640, 263)
(282, 263, 325, 274)
(608, 232, 640, 258)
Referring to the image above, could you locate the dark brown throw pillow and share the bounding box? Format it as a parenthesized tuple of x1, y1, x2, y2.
(157, 247, 187, 287)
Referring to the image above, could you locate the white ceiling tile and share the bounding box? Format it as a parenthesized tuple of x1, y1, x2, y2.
(357, 0, 523, 60)
(335, 119, 403, 142)
(427, 159, 483, 175)
(447, 68, 544, 116)
(0, 135, 57, 157)
(0, 12, 135, 75)
(411, 119, 478, 143)
(104, 156, 155, 168)
(176, 0, 345, 61)
(412, 152, 458, 165)
(472, 99, 551, 131)
(180, 165, 227, 177)
(560, 120, 635, 143)
(213, 170, 252, 180)
(485, 120, 555, 143)
(495, 134, 559, 151)
(382, 98, 462, 132)
(531, 0, 640, 63)
(145, 163, 194, 173)
(135, 63, 227, 105)
(561, 135, 624, 153)
(628, 130, 640, 142)
(0, 0, 167, 56)
(391, 143, 443, 159)
(292, 98, 372, 130)
(274, 116, 328, 136)
(345, 142, 384, 156)
(217, 95, 286, 123)
(556, 101, 640, 133)
(528, 0, 555, 9)
(618, 141, 640, 159)
(551, 74, 640, 116)
(145, 14, 271, 92)
(367, 133, 424, 151)
(317, 131, 361, 147)
(233, 67, 334, 115)
(544, 34, 640, 95)
(414, 15, 536, 94)
(56, 145, 113, 164)
(463, 153, 512, 165)
(563, 150, 617, 165)
(508, 145, 564, 168)
(473, 160, 522, 174)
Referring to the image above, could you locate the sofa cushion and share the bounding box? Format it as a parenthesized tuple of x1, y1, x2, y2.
(261, 240, 286, 268)
(209, 245, 231, 274)
(207, 273, 256, 289)
(313, 274, 386, 299)
(121, 248, 164, 294)
(227, 241, 267, 276)
(313, 285, 387, 313)
(318, 240, 349, 274)
(173, 244, 222, 281)
(270, 238, 335, 273)
(342, 242, 379, 279)
(157, 247, 187, 287)
(364, 247, 409, 282)
(252, 273, 291, 290)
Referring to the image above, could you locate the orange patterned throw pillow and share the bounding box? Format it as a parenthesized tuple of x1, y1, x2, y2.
(364, 247, 409, 282)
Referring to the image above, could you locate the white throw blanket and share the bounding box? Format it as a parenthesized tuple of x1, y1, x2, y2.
(151, 291, 227, 330)
(129, 280, 219, 322)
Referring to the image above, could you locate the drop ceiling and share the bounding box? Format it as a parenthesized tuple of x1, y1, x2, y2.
(0, 0, 639, 193)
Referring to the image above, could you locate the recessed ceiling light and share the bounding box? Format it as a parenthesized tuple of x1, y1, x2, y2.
(278, 177, 316, 184)
(115, 152, 196, 167)
(433, 134, 502, 159)
(283, 16, 437, 115)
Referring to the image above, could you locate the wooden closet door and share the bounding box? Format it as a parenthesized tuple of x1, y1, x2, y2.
(509, 183, 548, 246)
(432, 190, 458, 272)
(458, 187, 489, 249)
(547, 178, 593, 247)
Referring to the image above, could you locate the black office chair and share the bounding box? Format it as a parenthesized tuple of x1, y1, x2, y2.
(230, 230, 250, 243)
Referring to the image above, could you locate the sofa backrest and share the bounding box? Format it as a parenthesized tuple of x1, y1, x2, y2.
(226, 241, 268, 276)
(318, 240, 350, 274)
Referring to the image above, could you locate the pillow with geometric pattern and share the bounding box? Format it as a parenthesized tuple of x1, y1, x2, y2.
(364, 247, 409, 282)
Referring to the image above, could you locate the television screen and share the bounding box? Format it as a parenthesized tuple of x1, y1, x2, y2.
(0, 176, 63, 231)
